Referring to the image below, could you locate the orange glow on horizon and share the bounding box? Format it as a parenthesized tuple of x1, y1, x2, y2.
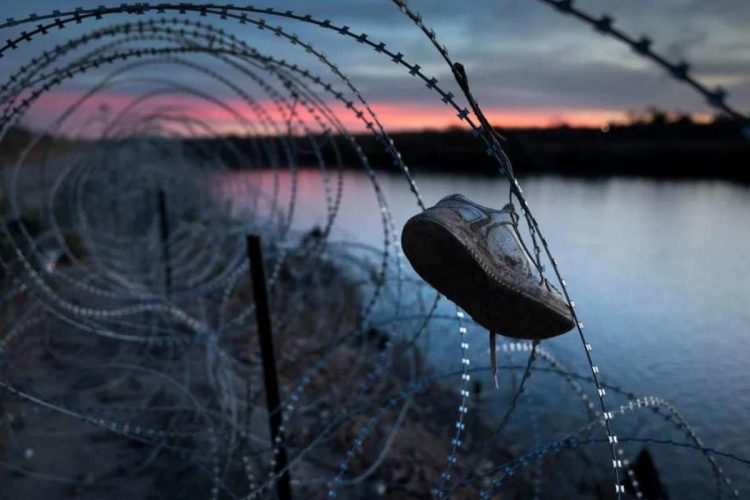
(347, 102, 629, 130)
(23, 89, 630, 136)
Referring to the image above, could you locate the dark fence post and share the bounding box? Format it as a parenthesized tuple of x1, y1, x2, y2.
(158, 189, 172, 294)
(246, 234, 292, 500)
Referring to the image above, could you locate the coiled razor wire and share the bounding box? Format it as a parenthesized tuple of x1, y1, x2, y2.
(0, 3, 746, 499)
(535, 0, 748, 125)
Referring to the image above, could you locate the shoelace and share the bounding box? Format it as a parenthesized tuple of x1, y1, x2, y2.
(489, 331, 499, 389)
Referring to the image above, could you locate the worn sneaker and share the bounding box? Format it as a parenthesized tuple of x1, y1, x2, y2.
(401, 194, 575, 340)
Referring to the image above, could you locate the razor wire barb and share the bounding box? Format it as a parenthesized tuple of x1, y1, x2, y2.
(536, 0, 748, 125)
(0, 3, 746, 500)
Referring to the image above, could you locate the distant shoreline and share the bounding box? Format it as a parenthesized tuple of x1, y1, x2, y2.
(185, 120, 750, 182)
(5, 120, 749, 182)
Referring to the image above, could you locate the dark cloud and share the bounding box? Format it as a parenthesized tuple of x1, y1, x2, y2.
(1, 0, 747, 125)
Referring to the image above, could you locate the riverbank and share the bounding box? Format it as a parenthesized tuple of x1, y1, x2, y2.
(6, 118, 748, 182)
(0, 231, 515, 498)
(180, 118, 750, 182)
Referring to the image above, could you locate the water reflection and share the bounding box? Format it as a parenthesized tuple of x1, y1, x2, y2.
(214, 169, 750, 497)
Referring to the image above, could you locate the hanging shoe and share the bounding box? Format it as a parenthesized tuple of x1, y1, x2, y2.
(401, 194, 575, 339)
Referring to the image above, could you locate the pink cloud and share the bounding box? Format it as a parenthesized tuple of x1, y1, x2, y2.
(18, 89, 627, 136)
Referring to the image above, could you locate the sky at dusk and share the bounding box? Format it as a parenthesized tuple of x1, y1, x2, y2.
(2, 0, 749, 133)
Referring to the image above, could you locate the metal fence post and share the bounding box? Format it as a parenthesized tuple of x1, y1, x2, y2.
(246, 234, 292, 500)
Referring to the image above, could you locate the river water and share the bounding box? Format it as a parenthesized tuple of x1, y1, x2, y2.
(217, 169, 750, 497)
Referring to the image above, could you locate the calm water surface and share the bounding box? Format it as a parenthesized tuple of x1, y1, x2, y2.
(222, 170, 750, 497)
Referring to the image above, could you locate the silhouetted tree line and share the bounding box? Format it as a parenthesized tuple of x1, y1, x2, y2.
(0, 126, 72, 164)
(5, 113, 749, 182)
(183, 115, 749, 182)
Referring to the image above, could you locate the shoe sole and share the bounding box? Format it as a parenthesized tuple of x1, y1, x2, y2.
(402, 214, 573, 339)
